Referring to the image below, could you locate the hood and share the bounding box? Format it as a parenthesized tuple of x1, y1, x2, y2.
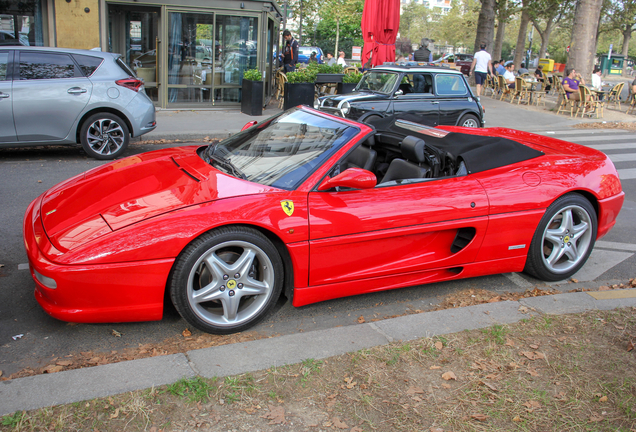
(40, 146, 278, 252)
(320, 91, 380, 108)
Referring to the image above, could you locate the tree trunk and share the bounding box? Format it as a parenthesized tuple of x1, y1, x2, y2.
(335, 19, 340, 56)
(533, 18, 554, 60)
(493, 0, 507, 61)
(621, 24, 632, 76)
(513, 9, 530, 69)
(473, 0, 496, 54)
(567, 0, 603, 79)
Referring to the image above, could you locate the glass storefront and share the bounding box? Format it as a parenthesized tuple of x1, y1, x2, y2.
(0, 0, 45, 46)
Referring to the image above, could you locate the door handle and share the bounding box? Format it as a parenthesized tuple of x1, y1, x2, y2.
(431, 101, 439, 104)
(0, 93, 9, 99)
(67, 88, 87, 94)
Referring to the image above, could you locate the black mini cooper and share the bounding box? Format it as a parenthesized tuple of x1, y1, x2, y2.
(315, 64, 484, 128)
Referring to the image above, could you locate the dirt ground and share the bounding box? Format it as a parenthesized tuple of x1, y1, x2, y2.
(2, 282, 636, 432)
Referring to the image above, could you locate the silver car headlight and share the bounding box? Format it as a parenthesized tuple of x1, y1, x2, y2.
(340, 101, 351, 115)
(314, 99, 321, 109)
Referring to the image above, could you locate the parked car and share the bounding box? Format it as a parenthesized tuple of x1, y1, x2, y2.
(315, 64, 484, 128)
(0, 47, 156, 159)
(24, 106, 624, 334)
(432, 53, 473, 75)
(0, 30, 29, 46)
(298, 46, 324, 64)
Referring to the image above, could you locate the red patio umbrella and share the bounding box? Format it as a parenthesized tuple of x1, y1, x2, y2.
(361, 0, 401, 67)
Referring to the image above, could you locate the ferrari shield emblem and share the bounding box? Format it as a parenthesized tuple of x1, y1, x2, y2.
(281, 200, 294, 216)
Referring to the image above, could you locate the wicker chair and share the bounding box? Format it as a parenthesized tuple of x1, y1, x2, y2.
(627, 89, 636, 115)
(497, 75, 511, 101)
(575, 85, 603, 118)
(275, 70, 287, 110)
(512, 77, 530, 104)
(607, 82, 624, 110)
(556, 85, 577, 117)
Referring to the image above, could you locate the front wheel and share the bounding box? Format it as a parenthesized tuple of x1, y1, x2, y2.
(524, 194, 597, 281)
(80, 113, 130, 160)
(169, 226, 284, 334)
(459, 114, 480, 128)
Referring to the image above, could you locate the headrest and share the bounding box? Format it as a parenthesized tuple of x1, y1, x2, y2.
(365, 135, 375, 147)
(401, 136, 426, 163)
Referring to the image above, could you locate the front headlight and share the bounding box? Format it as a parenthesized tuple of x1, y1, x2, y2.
(340, 101, 351, 115)
(314, 99, 321, 109)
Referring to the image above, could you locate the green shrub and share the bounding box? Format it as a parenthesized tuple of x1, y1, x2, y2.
(286, 67, 317, 83)
(243, 68, 262, 81)
(343, 71, 363, 83)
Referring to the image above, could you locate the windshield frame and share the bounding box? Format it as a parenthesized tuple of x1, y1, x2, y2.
(202, 108, 361, 191)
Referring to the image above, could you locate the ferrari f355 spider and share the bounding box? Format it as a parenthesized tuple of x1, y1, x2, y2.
(24, 107, 624, 334)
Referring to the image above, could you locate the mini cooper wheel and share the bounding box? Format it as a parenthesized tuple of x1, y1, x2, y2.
(524, 194, 597, 281)
(459, 114, 480, 128)
(170, 227, 284, 334)
(80, 113, 130, 160)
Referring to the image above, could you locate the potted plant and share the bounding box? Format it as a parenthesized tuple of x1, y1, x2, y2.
(284, 67, 317, 110)
(241, 68, 264, 116)
(338, 71, 363, 94)
(315, 63, 345, 84)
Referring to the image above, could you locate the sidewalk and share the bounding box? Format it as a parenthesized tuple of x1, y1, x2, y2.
(137, 90, 635, 145)
(1, 288, 635, 416)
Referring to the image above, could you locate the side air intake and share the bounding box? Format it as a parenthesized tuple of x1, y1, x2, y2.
(450, 227, 476, 253)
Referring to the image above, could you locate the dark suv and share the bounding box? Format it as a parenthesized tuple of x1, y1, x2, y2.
(315, 64, 484, 128)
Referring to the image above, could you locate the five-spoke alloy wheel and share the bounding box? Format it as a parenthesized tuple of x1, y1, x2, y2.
(459, 114, 480, 128)
(170, 227, 284, 334)
(525, 193, 597, 281)
(80, 113, 130, 160)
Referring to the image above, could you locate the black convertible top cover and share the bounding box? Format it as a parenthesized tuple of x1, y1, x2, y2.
(367, 115, 544, 174)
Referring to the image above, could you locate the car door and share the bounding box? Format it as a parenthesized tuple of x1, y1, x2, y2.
(434, 73, 475, 125)
(12, 51, 92, 142)
(307, 176, 490, 287)
(391, 73, 439, 126)
(0, 50, 16, 143)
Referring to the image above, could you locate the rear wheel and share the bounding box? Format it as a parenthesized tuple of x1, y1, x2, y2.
(80, 113, 130, 160)
(459, 114, 480, 128)
(169, 226, 284, 334)
(524, 194, 597, 281)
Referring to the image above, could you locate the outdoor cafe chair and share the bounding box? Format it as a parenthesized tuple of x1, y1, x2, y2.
(497, 75, 511, 101)
(607, 82, 624, 110)
(575, 85, 603, 119)
(556, 85, 577, 117)
(627, 89, 636, 115)
(513, 77, 530, 104)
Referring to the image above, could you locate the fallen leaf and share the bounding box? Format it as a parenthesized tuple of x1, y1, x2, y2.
(332, 417, 348, 429)
(44, 365, 63, 373)
(599, 286, 610, 291)
(513, 415, 522, 422)
(471, 413, 488, 421)
(261, 405, 286, 424)
(518, 306, 529, 313)
(627, 341, 634, 352)
(487, 296, 501, 303)
(481, 381, 498, 391)
(598, 396, 608, 402)
(435, 341, 443, 350)
(351, 428, 364, 432)
(505, 338, 515, 346)
(111, 330, 122, 337)
(182, 329, 192, 337)
(430, 365, 441, 369)
(442, 371, 457, 381)
(571, 278, 579, 283)
(357, 316, 365, 324)
(441, 383, 451, 389)
(529, 344, 539, 349)
(407, 386, 425, 395)
(589, 415, 603, 422)
(110, 408, 119, 419)
(526, 368, 539, 377)
(523, 400, 541, 411)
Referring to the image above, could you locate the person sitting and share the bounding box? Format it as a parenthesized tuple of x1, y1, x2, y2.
(496, 59, 506, 75)
(326, 52, 336, 66)
(534, 65, 544, 82)
(562, 68, 585, 101)
(517, 62, 529, 76)
(337, 51, 347, 66)
(492, 60, 500, 75)
(309, 51, 317, 63)
(503, 62, 516, 89)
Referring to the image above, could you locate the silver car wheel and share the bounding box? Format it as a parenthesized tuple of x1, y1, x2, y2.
(461, 116, 480, 127)
(540, 204, 593, 274)
(86, 118, 126, 156)
(186, 240, 275, 328)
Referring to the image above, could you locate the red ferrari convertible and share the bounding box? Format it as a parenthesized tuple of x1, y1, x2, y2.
(24, 107, 624, 334)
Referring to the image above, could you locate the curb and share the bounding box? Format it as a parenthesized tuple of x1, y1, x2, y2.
(2, 288, 635, 416)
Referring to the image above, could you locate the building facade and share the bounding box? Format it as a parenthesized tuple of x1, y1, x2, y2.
(1, 0, 283, 108)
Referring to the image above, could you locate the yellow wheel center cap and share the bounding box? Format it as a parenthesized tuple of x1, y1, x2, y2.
(564, 236, 570, 243)
(227, 280, 237, 290)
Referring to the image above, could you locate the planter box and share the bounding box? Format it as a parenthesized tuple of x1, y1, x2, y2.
(315, 73, 344, 84)
(337, 82, 358, 94)
(241, 79, 264, 116)
(284, 82, 315, 110)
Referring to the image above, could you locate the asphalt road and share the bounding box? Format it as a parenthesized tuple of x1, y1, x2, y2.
(1, 128, 635, 377)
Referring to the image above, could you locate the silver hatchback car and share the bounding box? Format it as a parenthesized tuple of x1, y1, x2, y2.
(0, 47, 156, 159)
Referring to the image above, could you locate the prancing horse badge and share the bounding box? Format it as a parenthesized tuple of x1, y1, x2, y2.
(281, 200, 294, 216)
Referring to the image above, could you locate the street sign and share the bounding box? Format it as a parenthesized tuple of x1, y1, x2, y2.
(352, 46, 361, 61)
(608, 44, 613, 60)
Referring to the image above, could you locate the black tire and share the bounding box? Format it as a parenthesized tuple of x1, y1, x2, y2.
(458, 114, 480, 128)
(359, 113, 382, 125)
(80, 113, 130, 160)
(524, 193, 597, 281)
(169, 226, 284, 334)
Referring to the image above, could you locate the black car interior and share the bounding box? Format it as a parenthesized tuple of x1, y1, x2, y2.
(338, 117, 544, 187)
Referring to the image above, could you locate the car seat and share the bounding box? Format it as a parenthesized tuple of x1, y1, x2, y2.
(342, 135, 377, 171)
(380, 136, 431, 183)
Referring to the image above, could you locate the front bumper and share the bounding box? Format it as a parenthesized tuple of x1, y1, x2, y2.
(23, 194, 173, 323)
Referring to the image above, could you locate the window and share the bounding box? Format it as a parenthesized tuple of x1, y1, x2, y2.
(73, 54, 104, 77)
(0, 52, 8, 80)
(435, 74, 468, 95)
(19, 52, 77, 80)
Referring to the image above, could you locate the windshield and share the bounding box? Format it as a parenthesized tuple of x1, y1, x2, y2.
(356, 71, 400, 93)
(203, 109, 358, 190)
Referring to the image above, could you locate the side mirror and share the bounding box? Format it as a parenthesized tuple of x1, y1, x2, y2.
(318, 168, 377, 191)
(241, 120, 258, 131)
(394, 89, 404, 97)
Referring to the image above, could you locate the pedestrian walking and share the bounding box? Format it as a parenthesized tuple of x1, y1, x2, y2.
(282, 30, 299, 73)
(469, 43, 493, 99)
